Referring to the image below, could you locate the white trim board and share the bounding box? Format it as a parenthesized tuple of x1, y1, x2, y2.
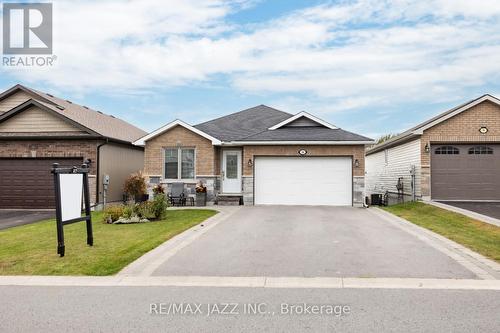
(268, 111, 338, 130)
(133, 119, 222, 146)
(413, 94, 500, 134)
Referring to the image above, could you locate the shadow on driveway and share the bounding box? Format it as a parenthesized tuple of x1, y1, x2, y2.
(0, 210, 55, 230)
(439, 202, 500, 220)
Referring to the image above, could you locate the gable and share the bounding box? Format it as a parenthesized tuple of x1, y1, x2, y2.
(135, 120, 221, 146)
(424, 100, 500, 137)
(146, 124, 213, 145)
(283, 116, 326, 128)
(0, 90, 32, 114)
(268, 111, 338, 130)
(0, 105, 85, 133)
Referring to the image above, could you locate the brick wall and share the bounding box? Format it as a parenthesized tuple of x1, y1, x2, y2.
(0, 139, 99, 174)
(420, 100, 500, 196)
(0, 139, 101, 203)
(144, 125, 216, 178)
(242, 145, 366, 176)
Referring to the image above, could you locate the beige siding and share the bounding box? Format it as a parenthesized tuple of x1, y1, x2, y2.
(0, 91, 32, 113)
(98, 143, 144, 203)
(0, 106, 84, 133)
(366, 138, 421, 197)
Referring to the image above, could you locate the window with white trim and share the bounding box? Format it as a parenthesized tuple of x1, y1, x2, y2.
(164, 148, 195, 179)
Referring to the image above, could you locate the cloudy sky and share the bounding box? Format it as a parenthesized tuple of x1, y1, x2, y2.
(1, 0, 500, 138)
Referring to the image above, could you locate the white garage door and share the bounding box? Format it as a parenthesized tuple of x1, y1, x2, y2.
(254, 156, 352, 206)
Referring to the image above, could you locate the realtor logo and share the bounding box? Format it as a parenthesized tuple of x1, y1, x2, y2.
(3, 3, 53, 54)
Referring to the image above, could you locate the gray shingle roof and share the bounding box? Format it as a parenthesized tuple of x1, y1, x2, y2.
(194, 105, 292, 141)
(0, 84, 146, 143)
(193, 104, 372, 142)
(238, 127, 372, 141)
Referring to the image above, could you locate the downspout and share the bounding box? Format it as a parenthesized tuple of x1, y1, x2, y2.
(96, 138, 109, 207)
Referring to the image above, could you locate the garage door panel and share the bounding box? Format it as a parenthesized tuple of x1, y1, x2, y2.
(431, 144, 500, 200)
(254, 156, 352, 206)
(0, 158, 82, 209)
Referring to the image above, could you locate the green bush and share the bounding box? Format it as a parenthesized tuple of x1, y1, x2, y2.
(122, 204, 134, 218)
(102, 205, 124, 223)
(135, 202, 156, 220)
(151, 194, 168, 219)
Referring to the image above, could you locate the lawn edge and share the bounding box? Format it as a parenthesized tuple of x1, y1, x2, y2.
(116, 206, 240, 277)
(0, 209, 219, 277)
(371, 206, 500, 278)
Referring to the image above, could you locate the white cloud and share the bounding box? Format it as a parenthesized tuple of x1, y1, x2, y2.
(1, 0, 500, 111)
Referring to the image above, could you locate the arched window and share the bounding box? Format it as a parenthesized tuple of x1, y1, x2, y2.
(435, 146, 459, 155)
(468, 146, 493, 155)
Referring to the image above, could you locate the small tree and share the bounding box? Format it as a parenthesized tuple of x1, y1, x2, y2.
(124, 171, 147, 201)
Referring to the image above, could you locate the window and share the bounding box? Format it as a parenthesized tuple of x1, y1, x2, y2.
(468, 146, 493, 155)
(164, 148, 195, 179)
(384, 149, 388, 164)
(435, 146, 459, 155)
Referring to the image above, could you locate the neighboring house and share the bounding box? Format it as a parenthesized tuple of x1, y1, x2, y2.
(366, 94, 500, 202)
(134, 105, 373, 206)
(0, 84, 146, 209)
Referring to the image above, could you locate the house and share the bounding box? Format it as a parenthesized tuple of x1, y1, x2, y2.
(0, 84, 146, 209)
(134, 105, 373, 206)
(365, 94, 500, 202)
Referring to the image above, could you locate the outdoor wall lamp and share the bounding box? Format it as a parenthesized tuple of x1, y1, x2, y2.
(354, 159, 360, 168)
(424, 143, 430, 153)
(248, 159, 253, 167)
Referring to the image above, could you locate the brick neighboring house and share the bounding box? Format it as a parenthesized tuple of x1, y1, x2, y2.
(365, 94, 500, 202)
(0, 84, 146, 209)
(134, 105, 373, 206)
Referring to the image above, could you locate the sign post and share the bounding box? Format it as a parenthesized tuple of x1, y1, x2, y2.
(51, 162, 93, 257)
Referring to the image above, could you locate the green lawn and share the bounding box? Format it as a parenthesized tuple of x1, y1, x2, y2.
(0, 209, 217, 276)
(382, 202, 500, 263)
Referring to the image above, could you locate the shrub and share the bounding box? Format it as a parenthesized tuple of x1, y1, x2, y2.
(135, 202, 156, 220)
(103, 205, 124, 223)
(151, 194, 168, 219)
(124, 171, 147, 199)
(122, 204, 134, 218)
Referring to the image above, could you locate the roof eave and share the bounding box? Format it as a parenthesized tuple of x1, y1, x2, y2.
(222, 140, 374, 146)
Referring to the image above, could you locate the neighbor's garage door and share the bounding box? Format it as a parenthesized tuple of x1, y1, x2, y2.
(0, 158, 83, 209)
(431, 144, 500, 200)
(254, 156, 352, 206)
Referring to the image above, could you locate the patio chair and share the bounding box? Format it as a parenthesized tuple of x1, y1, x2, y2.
(168, 182, 186, 206)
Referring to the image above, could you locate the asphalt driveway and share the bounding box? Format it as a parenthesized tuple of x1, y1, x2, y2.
(439, 202, 500, 220)
(0, 210, 54, 230)
(152, 206, 476, 279)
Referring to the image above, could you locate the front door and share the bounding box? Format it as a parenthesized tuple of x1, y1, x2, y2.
(222, 150, 242, 193)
